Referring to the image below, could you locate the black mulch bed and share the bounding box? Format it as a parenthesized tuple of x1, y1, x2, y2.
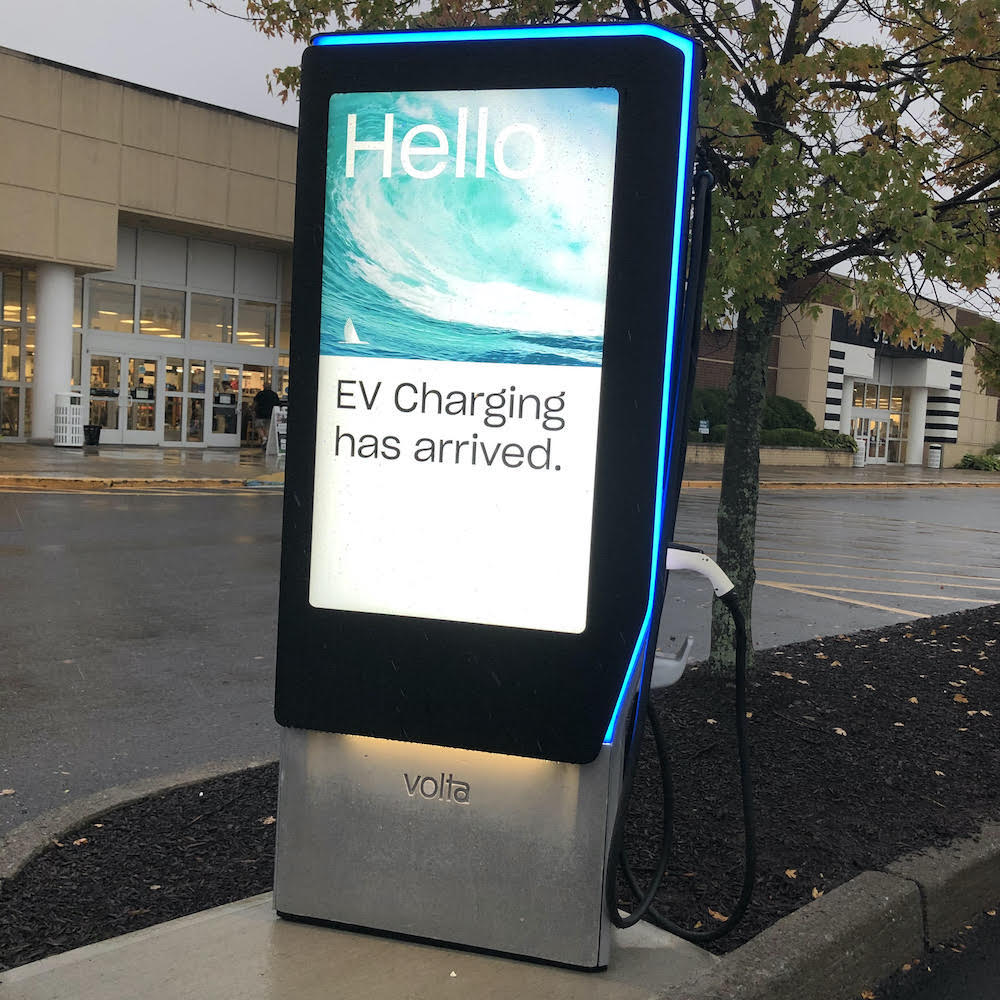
(2, 604, 998, 975)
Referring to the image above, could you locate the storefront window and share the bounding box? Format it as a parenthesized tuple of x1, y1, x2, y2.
(236, 300, 275, 348)
(2, 329, 19, 381)
(127, 358, 157, 431)
(24, 329, 34, 382)
(190, 293, 233, 342)
(187, 397, 204, 442)
(2, 269, 21, 322)
(1, 386, 19, 437)
(139, 287, 185, 338)
(189, 360, 206, 394)
(73, 278, 83, 329)
(165, 358, 184, 393)
(89, 280, 135, 333)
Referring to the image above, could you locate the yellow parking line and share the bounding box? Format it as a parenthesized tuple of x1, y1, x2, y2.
(757, 579, 930, 617)
(757, 556, 1000, 582)
(755, 566, 1000, 588)
(766, 582, 1000, 602)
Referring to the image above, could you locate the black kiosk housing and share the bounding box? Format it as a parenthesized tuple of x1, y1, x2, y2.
(275, 24, 701, 766)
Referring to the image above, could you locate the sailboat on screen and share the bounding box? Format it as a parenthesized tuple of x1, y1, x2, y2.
(343, 318, 367, 345)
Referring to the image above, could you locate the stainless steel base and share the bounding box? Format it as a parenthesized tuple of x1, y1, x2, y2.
(274, 722, 629, 969)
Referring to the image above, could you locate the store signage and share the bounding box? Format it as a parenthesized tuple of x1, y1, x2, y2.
(832, 309, 965, 365)
(276, 25, 700, 763)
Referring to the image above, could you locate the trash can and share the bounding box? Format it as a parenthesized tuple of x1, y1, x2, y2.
(83, 424, 102, 447)
(927, 444, 942, 469)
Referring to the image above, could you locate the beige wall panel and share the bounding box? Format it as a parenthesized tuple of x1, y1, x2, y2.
(120, 147, 177, 216)
(0, 52, 61, 127)
(276, 181, 295, 239)
(0, 183, 57, 258)
(178, 104, 231, 166)
(278, 129, 297, 182)
(775, 367, 815, 408)
(230, 118, 280, 177)
(123, 89, 179, 154)
(56, 196, 117, 268)
(0, 118, 59, 191)
(176, 160, 229, 226)
(61, 73, 122, 142)
(227, 172, 277, 234)
(59, 132, 120, 203)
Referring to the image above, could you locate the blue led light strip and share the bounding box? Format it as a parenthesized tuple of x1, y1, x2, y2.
(311, 22, 696, 747)
(602, 33, 695, 744)
(313, 23, 693, 48)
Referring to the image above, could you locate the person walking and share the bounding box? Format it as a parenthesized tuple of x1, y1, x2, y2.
(253, 384, 280, 448)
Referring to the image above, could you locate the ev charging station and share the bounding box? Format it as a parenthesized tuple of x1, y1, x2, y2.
(274, 23, 703, 970)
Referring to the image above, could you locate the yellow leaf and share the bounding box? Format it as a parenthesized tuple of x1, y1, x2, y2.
(864, 684, 876, 690)
(772, 671, 794, 680)
(72, 837, 88, 846)
(908, 697, 918, 704)
(831, 660, 841, 666)
(261, 815, 277, 825)
(708, 908, 728, 922)
(834, 728, 847, 736)
(955, 694, 969, 704)
(815, 652, 827, 659)
(785, 869, 797, 879)
(706, 718, 718, 725)
(0, 788, 14, 796)
(934, 770, 945, 776)
(812, 887, 824, 899)
(861, 991, 876, 999)
(745, 712, 753, 719)
(149, 884, 162, 891)
(972, 667, 985, 676)
(987, 910, 996, 917)
(902, 963, 912, 971)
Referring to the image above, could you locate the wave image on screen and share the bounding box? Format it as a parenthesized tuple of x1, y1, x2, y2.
(321, 88, 619, 367)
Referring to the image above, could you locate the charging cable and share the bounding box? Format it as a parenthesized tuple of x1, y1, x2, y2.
(604, 545, 755, 943)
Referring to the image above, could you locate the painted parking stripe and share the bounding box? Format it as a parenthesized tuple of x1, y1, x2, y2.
(756, 579, 930, 618)
(755, 566, 1000, 588)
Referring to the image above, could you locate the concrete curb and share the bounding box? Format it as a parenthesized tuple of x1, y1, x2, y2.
(0, 475, 251, 491)
(0, 756, 277, 889)
(673, 825, 1000, 1000)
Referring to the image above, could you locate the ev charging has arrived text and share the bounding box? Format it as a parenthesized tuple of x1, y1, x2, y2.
(332, 377, 569, 472)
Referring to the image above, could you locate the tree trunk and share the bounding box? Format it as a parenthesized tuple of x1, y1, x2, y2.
(707, 300, 781, 675)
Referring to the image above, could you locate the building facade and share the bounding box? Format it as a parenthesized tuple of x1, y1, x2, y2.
(773, 304, 999, 466)
(4, 45, 999, 461)
(0, 47, 293, 447)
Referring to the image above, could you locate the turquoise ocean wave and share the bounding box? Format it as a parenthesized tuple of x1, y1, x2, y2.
(320, 88, 619, 366)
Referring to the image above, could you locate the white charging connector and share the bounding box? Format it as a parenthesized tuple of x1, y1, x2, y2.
(665, 545, 734, 597)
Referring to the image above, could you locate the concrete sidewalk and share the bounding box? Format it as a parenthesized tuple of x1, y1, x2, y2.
(3, 822, 999, 1000)
(1, 441, 998, 489)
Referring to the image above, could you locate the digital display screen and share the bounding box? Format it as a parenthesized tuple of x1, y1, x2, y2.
(309, 88, 620, 633)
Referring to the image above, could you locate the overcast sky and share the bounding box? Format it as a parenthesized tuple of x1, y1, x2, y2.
(4, 0, 303, 125)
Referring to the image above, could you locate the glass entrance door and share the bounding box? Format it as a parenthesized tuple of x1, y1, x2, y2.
(124, 357, 159, 444)
(207, 363, 241, 446)
(864, 418, 889, 465)
(88, 354, 122, 443)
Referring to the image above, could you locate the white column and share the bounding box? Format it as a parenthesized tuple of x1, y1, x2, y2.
(839, 376, 854, 436)
(31, 262, 75, 442)
(905, 386, 929, 465)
